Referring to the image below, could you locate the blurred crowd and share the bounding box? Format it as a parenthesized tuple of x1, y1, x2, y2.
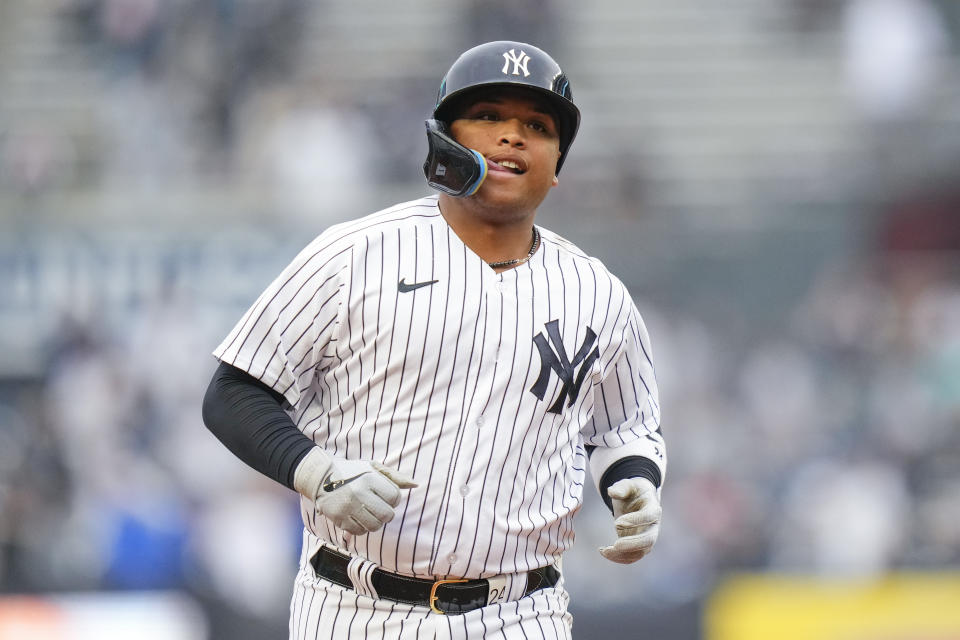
(567, 194, 960, 609)
(1, 0, 959, 637)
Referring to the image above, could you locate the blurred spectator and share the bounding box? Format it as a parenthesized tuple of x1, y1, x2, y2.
(0, 126, 77, 196)
(843, 0, 949, 122)
(234, 87, 379, 220)
(0, 398, 72, 591)
(190, 491, 298, 618)
(176, 0, 306, 151)
(99, 0, 165, 74)
(356, 76, 437, 183)
(96, 74, 196, 188)
(771, 458, 910, 575)
(881, 182, 960, 255)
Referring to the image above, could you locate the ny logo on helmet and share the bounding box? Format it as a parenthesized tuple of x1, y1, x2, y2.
(529, 320, 600, 414)
(502, 49, 531, 77)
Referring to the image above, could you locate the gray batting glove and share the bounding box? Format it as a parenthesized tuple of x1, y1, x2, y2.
(294, 448, 418, 535)
(599, 477, 661, 564)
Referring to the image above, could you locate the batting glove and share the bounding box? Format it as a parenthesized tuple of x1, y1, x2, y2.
(294, 447, 418, 535)
(599, 477, 661, 564)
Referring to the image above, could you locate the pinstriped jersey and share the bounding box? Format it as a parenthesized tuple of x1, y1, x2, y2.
(214, 195, 665, 579)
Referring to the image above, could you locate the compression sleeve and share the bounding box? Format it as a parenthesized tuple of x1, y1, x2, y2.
(201, 361, 317, 490)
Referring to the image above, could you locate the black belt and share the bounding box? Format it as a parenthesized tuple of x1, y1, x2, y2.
(309, 546, 560, 615)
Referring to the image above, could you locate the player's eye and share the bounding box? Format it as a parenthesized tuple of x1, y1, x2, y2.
(474, 111, 500, 121)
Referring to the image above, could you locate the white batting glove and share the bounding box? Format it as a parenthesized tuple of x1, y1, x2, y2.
(294, 448, 418, 535)
(599, 477, 661, 564)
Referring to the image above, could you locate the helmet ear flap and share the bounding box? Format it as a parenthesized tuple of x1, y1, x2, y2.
(422, 120, 488, 197)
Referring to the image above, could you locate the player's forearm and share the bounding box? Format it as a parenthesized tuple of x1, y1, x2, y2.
(202, 361, 317, 490)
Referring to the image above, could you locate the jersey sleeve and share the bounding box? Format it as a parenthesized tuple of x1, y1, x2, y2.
(212, 235, 352, 408)
(583, 298, 666, 494)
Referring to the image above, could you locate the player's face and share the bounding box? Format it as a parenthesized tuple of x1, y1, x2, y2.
(449, 90, 562, 216)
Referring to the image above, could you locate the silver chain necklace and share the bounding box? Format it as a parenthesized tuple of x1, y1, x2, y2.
(487, 227, 541, 269)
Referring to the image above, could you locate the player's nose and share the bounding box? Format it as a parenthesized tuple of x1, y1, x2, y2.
(497, 118, 527, 147)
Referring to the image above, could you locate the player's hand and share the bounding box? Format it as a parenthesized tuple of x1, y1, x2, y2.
(294, 448, 418, 535)
(599, 477, 661, 564)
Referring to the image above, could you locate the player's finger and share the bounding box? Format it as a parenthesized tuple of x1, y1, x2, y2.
(614, 509, 661, 535)
(607, 477, 655, 504)
(599, 532, 657, 564)
(616, 531, 658, 555)
(351, 506, 386, 532)
(367, 474, 403, 507)
(599, 546, 647, 564)
(362, 499, 397, 525)
(606, 479, 637, 501)
(343, 516, 369, 535)
(372, 462, 418, 489)
(598, 542, 646, 564)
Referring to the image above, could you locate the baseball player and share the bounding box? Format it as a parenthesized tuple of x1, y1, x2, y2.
(202, 41, 665, 639)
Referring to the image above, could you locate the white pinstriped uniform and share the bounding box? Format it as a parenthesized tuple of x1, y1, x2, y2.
(214, 195, 665, 638)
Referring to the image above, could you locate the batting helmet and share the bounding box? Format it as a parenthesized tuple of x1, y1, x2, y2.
(434, 40, 580, 174)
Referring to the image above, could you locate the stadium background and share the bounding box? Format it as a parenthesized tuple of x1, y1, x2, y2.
(1, 0, 959, 638)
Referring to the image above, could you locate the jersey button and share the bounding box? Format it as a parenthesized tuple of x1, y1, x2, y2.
(476, 416, 485, 427)
(447, 554, 457, 565)
(460, 485, 470, 497)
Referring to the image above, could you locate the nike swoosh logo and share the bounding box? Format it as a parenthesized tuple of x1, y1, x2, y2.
(398, 278, 439, 293)
(322, 472, 370, 493)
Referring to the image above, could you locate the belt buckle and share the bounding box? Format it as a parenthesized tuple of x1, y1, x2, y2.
(429, 578, 469, 614)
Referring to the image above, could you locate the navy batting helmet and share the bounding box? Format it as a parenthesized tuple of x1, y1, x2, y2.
(433, 40, 580, 174)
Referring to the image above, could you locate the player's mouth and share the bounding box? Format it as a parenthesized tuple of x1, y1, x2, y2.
(487, 156, 527, 175)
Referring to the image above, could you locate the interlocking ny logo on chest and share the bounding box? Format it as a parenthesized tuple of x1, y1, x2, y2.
(529, 320, 600, 414)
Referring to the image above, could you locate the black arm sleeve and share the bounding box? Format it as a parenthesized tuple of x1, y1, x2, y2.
(201, 361, 317, 490)
(586, 445, 662, 513)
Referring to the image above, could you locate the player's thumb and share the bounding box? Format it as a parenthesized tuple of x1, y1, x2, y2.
(372, 461, 418, 489)
(606, 478, 640, 502)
